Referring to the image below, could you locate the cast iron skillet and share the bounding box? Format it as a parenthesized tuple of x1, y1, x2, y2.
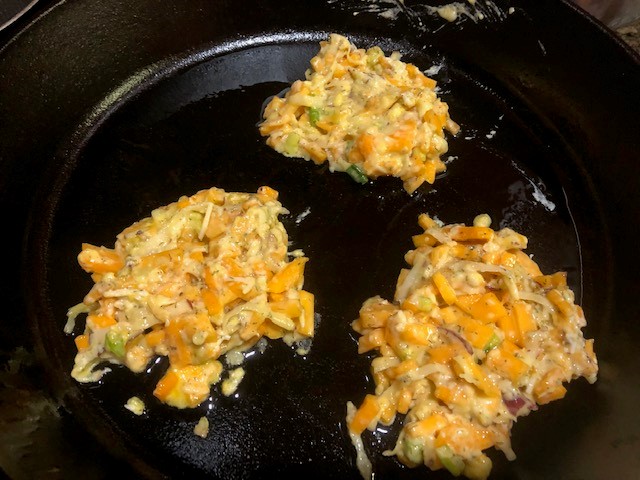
(1, 0, 639, 478)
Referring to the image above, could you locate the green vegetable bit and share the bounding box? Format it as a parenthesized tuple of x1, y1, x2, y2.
(366, 46, 384, 67)
(188, 211, 204, 231)
(346, 164, 368, 184)
(418, 296, 433, 312)
(483, 333, 501, 353)
(402, 437, 424, 465)
(398, 346, 414, 361)
(308, 107, 321, 126)
(436, 445, 465, 477)
(105, 330, 126, 358)
(284, 133, 300, 155)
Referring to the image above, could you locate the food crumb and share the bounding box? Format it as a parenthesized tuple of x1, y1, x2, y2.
(222, 367, 246, 396)
(473, 213, 492, 227)
(194, 416, 209, 438)
(225, 349, 245, 367)
(124, 396, 145, 415)
(437, 5, 459, 21)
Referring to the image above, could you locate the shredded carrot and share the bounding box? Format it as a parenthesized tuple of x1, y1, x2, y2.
(449, 226, 494, 243)
(358, 328, 386, 354)
(270, 299, 302, 318)
(533, 368, 567, 404)
(145, 329, 165, 348)
(534, 271, 567, 289)
(428, 343, 466, 363)
(153, 370, 179, 401)
(164, 319, 193, 368)
(512, 301, 536, 337)
(386, 360, 419, 380)
(469, 292, 508, 323)
(267, 258, 307, 293)
(74, 334, 90, 351)
(497, 313, 523, 347)
(514, 250, 543, 277)
(418, 213, 437, 230)
(202, 289, 223, 316)
(400, 323, 436, 346)
(78, 244, 124, 274)
(486, 348, 528, 382)
(257, 185, 279, 200)
(349, 394, 381, 435)
(458, 316, 495, 350)
(87, 314, 116, 329)
(406, 413, 447, 438)
(259, 321, 285, 340)
(455, 294, 483, 315)
(547, 289, 574, 317)
(433, 271, 457, 305)
(412, 232, 437, 247)
(360, 298, 397, 328)
(453, 355, 500, 397)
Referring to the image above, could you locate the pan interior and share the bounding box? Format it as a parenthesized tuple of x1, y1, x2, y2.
(35, 33, 604, 479)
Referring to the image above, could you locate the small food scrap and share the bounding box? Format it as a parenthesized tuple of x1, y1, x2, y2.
(437, 5, 460, 22)
(221, 367, 246, 396)
(194, 416, 210, 438)
(346, 214, 598, 480)
(67, 186, 315, 409)
(259, 34, 459, 194)
(124, 396, 145, 415)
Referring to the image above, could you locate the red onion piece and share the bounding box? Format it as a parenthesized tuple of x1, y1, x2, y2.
(438, 327, 473, 354)
(503, 393, 537, 416)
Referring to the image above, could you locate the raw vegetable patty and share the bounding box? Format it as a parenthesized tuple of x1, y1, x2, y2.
(346, 214, 597, 480)
(67, 186, 314, 409)
(259, 34, 459, 193)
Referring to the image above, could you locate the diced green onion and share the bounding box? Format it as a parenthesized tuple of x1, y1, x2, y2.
(284, 133, 300, 155)
(436, 445, 465, 477)
(483, 333, 501, 353)
(366, 46, 384, 67)
(106, 330, 126, 358)
(188, 211, 204, 230)
(346, 164, 368, 184)
(402, 437, 424, 465)
(418, 296, 433, 312)
(398, 346, 414, 361)
(308, 107, 321, 126)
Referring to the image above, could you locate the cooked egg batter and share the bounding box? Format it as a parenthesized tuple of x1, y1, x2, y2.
(67, 186, 314, 409)
(347, 214, 597, 480)
(259, 34, 459, 193)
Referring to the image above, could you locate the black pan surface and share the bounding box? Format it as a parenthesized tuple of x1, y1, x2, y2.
(1, 0, 639, 478)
